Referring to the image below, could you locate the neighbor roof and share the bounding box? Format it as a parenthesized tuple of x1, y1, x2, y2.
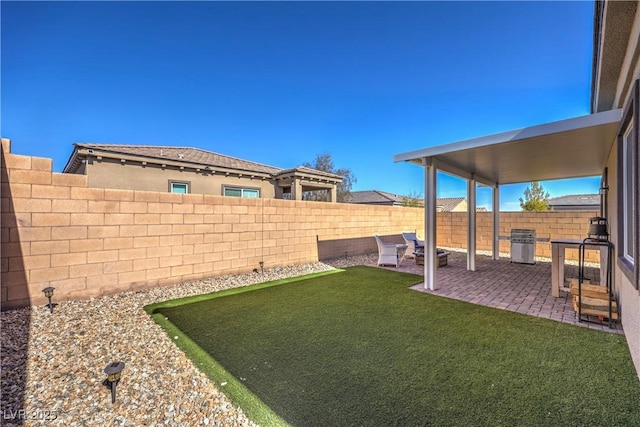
(436, 197, 466, 212)
(65, 143, 282, 175)
(548, 194, 600, 207)
(349, 191, 469, 211)
(63, 143, 342, 182)
(348, 190, 405, 205)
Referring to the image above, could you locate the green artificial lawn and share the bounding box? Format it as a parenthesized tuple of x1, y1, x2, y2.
(146, 266, 640, 426)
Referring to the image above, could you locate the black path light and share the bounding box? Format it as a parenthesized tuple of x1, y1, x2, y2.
(103, 361, 125, 404)
(42, 287, 55, 313)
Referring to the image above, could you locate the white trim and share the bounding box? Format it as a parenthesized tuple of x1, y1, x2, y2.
(492, 184, 500, 261)
(424, 157, 438, 290)
(467, 177, 476, 271)
(170, 181, 189, 194)
(622, 121, 636, 264)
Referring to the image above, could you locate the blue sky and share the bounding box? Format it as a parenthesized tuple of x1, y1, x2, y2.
(1, 1, 599, 210)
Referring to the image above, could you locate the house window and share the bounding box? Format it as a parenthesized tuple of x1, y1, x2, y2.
(617, 79, 639, 288)
(170, 181, 189, 194)
(622, 123, 635, 265)
(223, 186, 260, 198)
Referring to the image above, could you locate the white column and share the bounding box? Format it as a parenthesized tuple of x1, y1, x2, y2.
(424, 158, 438, 290)
(492, 183, 500, 260)
(467, 176, 476, 271)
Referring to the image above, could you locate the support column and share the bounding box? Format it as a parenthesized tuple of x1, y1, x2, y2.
(291, 178, 302, 201)
(467, 176, 476, 271)
(424, 158, 438, 290)
(329, 184, 337, 203)
(492, 183, 500, 260)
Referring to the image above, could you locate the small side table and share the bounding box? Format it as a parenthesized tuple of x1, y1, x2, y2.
(414, 249, 449, 267)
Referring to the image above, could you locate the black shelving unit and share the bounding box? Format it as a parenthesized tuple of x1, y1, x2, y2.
(577, 237, 615, 328)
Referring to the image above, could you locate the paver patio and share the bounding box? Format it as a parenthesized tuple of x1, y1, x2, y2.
(372, 250, 623, 334)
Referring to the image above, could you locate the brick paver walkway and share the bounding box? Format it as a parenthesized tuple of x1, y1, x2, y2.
(379, 251, 623, 334)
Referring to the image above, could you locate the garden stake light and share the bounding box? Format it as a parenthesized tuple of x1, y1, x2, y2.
(42, 287, 55, 313)
(103, 361, 125, 404)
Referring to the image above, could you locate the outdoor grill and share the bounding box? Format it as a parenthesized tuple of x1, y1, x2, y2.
(510, 228, 536, 264)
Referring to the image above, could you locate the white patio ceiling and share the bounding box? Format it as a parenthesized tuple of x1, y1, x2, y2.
(394, 109, 622, 185)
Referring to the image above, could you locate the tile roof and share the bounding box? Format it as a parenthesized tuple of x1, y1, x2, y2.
(436, 197, 466, 212)
(348, 190, 405, 204)
(349, 191, 471, 211)
(275, 166, 344, 181)
(548, 194, 600, 206)
(74, 143, 282, 175)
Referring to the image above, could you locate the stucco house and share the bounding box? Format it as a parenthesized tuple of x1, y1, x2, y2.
(547, 194, 600, 211)
(63, 143, 343, 202)
(395, 0, 639, 376)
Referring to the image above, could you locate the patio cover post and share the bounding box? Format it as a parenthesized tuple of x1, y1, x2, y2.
(329, 185, 337, 203)
(291, 178, 303, 201)
(467, 176, 477, 271)
(492, 183, 500, 260)
(423, 157, 438, 290)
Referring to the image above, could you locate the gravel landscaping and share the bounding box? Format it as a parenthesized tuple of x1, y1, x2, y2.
(1, 261, 344, 427)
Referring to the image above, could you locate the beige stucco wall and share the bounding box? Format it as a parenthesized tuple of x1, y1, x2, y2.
(84, 158, 278, 198)
(606, 3, 640, 382)
(605, 126, 640, 381)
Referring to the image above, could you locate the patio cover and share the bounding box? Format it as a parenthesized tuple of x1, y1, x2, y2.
(394, 109, 622, 290)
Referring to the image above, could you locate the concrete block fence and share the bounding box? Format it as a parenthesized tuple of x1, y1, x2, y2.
(1, 139, 599, 310)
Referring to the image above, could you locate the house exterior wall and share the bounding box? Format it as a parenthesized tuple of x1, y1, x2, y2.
(84, 157, 278, 198)
(606, 137, 640, 381)
(606, 7, 640, 378)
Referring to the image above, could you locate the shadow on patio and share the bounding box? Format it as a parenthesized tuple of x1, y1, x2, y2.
(381, 250, 623, 334)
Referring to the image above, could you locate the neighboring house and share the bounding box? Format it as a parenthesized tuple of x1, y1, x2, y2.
(349, 190, 467, 212)
(348, 191, 476, 212)
(437, 197, 468, 212)
(63, 143, 343, 202)
(548, 194, 600, 211)
(346, 190, 408, 206)
(395, 0, 640, 377)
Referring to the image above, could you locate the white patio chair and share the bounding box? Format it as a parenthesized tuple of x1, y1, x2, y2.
(402, 232, 424, 259)
(375, 235, 403, 267)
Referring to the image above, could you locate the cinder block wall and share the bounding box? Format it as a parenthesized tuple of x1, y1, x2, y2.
(436, 211, 601, 263)
(1, 141, 424, 310)
(1, 140, 601, 310)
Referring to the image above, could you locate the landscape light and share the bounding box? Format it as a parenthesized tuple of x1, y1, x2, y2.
(103, 361, 125, 404)
(42, 287, 55, 313)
